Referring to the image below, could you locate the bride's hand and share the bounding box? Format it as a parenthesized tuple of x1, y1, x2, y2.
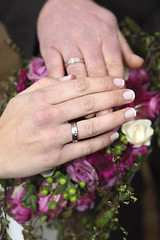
(0, 76, 136, 178)
(37, 0, 144, 79)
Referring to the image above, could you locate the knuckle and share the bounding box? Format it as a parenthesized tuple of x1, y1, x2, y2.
(81, 95, 95, 113)
(74, 78, 88, 93)
(34, 108, 53, 126)
(110, 92, 118, 106)
(86, 120, 98, 137)
(83, 142, 94, 156)
(112, 111, 121, 126)
(107, 12, 117, 27)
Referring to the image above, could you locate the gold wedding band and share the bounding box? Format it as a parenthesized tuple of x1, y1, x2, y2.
(65, 57, 85, 68)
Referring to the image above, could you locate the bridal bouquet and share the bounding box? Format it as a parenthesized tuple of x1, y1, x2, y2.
(0, 18, 160, 240)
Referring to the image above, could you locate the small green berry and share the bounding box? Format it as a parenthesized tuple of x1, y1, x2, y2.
(63, 192, 69, 200)
(70, 195, 78, 203)
(59, 177, 67, 185)
(106, 148, 111, 154)
(78, 181, 86, 188)
(68, 187, 76, 195)
(55, 171, 61, 177)
(48, 201, 57, 211)
(41, 188, 49, 196)
(115, 146, 122, 155)
(46, 176, 54, 184)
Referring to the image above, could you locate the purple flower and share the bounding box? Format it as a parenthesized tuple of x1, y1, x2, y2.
(128, 68, 150, 89)
(88, 146, 148, 188)
(75, 192, 96, 212)
(17, 69, 28, 93)
(38, 181, 66, 218)
(27, 57, 48, 83)
(67, 158, 99, 191)
(126, 74, 160, 120)
(7, 184, 33, 223)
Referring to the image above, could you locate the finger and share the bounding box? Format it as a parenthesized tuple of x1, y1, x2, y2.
(56, 88, 135, 123)
(63, 45, 88, 78)
(59, 131, 119, 164)
(40, 45, 65, 78)
(44, 76, 125, 104)
(61, 107, 136, 144)
(118, 30, 144, 68)
(81, 41, 108, 76)
(20, 75, 74, 94)
(102, 29, 125, 78)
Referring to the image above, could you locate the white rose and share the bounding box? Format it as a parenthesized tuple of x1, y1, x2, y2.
(121, 119, 154, 147)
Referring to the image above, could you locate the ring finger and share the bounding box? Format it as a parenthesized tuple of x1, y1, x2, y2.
(59, 107, 136, 145)
(63, 44, 88, 78)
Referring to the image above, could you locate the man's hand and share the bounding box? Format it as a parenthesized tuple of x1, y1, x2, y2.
(37, 0, 144, 78)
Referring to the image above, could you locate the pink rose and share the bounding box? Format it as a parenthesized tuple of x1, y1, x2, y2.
(67, 158, 99, 191)
(27, 57, 48, 83)
(75, 192, 96, 212)
(7, 185, 33, 223)
(17, 69, 28, 93)
(38, 181, 66, 218)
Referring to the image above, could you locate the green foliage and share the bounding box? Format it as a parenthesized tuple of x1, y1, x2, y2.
(21, 183, 38, 212)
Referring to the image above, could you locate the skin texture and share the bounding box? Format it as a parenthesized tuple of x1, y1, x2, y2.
(37, 0, 144, 79)
(0, 76, 136, 178)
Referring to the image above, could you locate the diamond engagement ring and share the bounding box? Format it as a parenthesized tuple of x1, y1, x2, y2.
(65, 57, 85, 68)
(71, 122, 78, 143)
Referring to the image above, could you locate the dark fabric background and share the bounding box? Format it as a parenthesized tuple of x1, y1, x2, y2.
(0, 0, 160, 58)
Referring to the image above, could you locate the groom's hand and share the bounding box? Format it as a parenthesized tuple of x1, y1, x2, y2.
(37, 0, 144, 79)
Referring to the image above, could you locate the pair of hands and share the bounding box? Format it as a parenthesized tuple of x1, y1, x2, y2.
(0, 75, 136, 178)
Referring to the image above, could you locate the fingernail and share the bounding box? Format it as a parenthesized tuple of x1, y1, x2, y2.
(110, 132, 119, 142)
(123, 90, 135, 101)
(125, 108, 136, 119)
(84, 113, 96, 119)
(124, 67, 129, 80)
(134, 54, 144, 62)
(96, 109, 113, 116)
(59, 75, 72, 81)
(113, 78, 125, 87)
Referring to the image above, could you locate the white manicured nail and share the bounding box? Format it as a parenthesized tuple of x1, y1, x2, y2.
(123, 90, 135, 101)
(110, 132, 119, 142)
(125, 108, 136, 119)
(59, 75, 72, 81)
(96, 109, 113, 116)
(113, 78, 125, 87)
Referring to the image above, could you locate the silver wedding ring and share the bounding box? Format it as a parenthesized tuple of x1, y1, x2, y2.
(65, 57, 85, 68)
(71, 122, 78, 143)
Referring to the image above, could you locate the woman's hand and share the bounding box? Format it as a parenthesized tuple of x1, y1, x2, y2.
(0, 76, 136, 178)
(37, 0, 144, 79)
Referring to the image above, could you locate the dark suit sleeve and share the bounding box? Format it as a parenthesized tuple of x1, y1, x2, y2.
(0, 0, 46, 58)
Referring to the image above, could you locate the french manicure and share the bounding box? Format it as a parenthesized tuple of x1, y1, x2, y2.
(59, 75, 72, 81)
(110, 132, 119, 142)
(96, 109, 113, 116)
(113, 78, 125, 87)
(125, 108, 136, 119)
(123, 90, 135, 101)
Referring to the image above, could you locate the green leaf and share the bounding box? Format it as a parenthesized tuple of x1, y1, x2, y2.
(40, 215, 48, 226)
(30, 195, 38, 212)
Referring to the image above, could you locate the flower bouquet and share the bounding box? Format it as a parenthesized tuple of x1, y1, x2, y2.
(0, 17, 160, 240)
